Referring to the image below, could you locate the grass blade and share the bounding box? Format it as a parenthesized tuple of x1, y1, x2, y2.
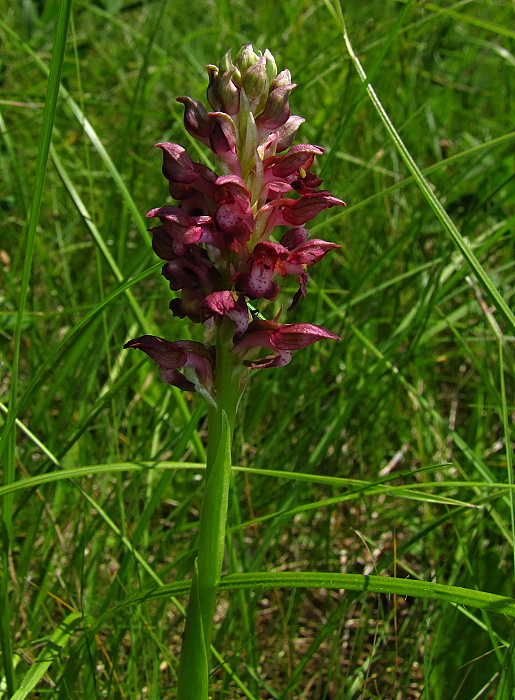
(114, 572, 515, 619)
(10, 612, 84, 700)
(0, 1, 73, 693)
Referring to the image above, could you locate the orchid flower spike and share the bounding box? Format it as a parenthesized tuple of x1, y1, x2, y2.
(125, 44, 344, 401)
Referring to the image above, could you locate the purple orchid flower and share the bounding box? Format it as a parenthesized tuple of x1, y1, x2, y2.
(234, 234, 341, 309)
(124, 336, 214, 398)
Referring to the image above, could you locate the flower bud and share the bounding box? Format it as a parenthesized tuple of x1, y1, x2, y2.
(270, 69, 292, 89)
(219, 48, 235, 74)
(216, 69, 240, 115)
(255, 83, 295, 130)
(243, 56, 270, 111)
(207, 52, 240, 115)
(206, 65, 222, 110)
(176, 96, 211, 140)
(274, 116, 305, 152)
(263, 49, 277, 84)
(235, 43, 260, 76)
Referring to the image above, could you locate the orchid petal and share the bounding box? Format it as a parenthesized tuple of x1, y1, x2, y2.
(277, 192, 346, 226)
(266, 144, 325, 178)
(286, 239, 341, 267)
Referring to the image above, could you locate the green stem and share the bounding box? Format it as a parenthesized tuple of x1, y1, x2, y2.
(176, 319, 246, 699)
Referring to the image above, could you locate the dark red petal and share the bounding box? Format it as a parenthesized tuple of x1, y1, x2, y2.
(270, 323, 341, 350)
(268, 144, 325, 178)
(123, 335, 187, 370)
(147, 206, 214, 245)
(203, 290, 238, 315)
(151, 226, 174, 260)
(203, 291, 250, 337)
(279, 227, 309, 250)
(176, 96, 211, 139)
(159, 368, 196, 391)
(291, 172, 324, 194)
(281, 193, 345, 226)
(286, 239, 341, 267)
(169, 289, 207, 324)
(235, 318, 336, 370)
(161, 261, 199, 291)
(156, 143, 197, 184)
(287, 270, 309, 312)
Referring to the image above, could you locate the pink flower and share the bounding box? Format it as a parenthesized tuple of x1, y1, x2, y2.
(233, 242, 286, 301)
(147, 206, 216, 246)
(235, 320, 341, 368)
(203, 291, 250, 338)
(234, 234, 341, 309)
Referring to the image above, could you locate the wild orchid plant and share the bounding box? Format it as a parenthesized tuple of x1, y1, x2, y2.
(124, 44, 344, 698)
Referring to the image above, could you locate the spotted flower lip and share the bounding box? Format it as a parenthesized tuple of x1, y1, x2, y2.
(233, 241, 284, 301)
(233, 236, 341, 308)
(203, 291, 250, 338)
(235, 320, 341, 369)
(212, 175, 254, 248)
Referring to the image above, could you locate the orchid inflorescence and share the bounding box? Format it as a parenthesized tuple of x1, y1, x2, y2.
(125, 44, 344, 403)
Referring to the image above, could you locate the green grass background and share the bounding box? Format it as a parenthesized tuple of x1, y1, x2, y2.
(1, 0, 515, 697)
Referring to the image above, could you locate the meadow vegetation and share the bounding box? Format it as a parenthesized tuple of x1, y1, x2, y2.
(1, 0, 515, 697)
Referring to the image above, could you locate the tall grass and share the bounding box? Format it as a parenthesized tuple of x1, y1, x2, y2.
(1, 0, 514, 697)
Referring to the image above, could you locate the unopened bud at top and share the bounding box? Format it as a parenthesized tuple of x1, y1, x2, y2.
(207, 63, 239, 115)
(235, 43, 260, 77)
(263, 49, 277, 84)
(243, 56, 271, 111)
